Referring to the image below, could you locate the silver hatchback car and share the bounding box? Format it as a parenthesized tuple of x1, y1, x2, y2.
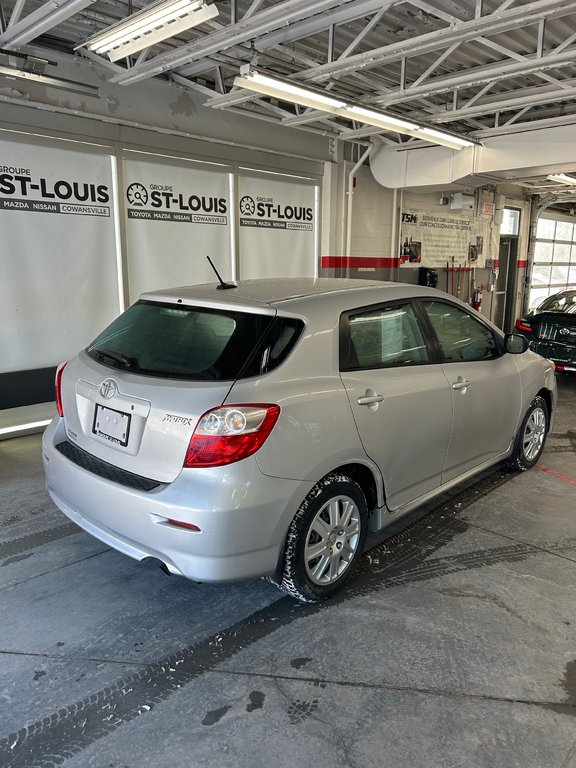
(43, 278, 557, 602)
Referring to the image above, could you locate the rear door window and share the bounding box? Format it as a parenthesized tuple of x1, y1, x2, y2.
(341, 302, 430, 370)
(86, 301, 303, 381)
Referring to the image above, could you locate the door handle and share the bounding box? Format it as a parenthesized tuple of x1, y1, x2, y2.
(358, 389, 384, 407)
(452, 376, 471, 392)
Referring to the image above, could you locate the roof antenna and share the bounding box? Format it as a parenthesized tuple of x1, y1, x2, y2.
(207, 256, 236, 290)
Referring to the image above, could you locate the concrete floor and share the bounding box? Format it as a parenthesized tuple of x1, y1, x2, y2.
(0, 377, 575, 768)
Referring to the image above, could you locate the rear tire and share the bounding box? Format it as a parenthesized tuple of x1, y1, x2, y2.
(507, 395, 549, 471)
(278, 473, 368, 603)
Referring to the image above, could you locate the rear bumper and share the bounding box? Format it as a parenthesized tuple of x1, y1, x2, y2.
(529, 339, 576, 371)
(42, 418, 313, 583)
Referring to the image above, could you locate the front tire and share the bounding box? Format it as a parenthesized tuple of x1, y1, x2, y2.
(279, 473, 368, 603)
(508, 395, 549, 471)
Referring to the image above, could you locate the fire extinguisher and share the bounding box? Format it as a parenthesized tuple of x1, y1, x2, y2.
(472, 286, 483, 311)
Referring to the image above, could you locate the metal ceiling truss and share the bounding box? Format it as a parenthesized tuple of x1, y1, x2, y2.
(1, 0, 576, 156)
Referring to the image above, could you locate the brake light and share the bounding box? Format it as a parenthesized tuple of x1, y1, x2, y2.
(55, 362, 68, 417)
(184, 404, 280, 468)
(515, 319, 532, 333)
(554, 363, 563, 371)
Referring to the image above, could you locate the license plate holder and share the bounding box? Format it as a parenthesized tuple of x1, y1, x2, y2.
(92, 404, 131, 447)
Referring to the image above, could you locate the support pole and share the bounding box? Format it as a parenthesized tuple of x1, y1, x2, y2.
(346, 145, 373, 258)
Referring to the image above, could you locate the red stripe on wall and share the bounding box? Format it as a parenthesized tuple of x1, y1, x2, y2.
(321, 256, 401, 269)
(321, 257, 527, 270)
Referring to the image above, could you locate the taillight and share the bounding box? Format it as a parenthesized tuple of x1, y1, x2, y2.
(515, 318, 532, 333)
(184, 404, 280, 468)
(55, 362, 68, 417)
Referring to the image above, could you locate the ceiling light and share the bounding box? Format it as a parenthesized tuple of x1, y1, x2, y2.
(81, 0, 218, 62)
(231, 68, 479, 151)
(0, 64, 99, 96)
(234, 70, 347, 112)
(417, 127, 477, 150)
(344, 105, 419, 132)
(547, 173, 576, 186)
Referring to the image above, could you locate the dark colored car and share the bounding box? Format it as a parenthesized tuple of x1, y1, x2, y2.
(515, 290, 576, 373)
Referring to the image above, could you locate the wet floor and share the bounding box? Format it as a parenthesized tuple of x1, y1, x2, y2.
(1, 376, 575, 768)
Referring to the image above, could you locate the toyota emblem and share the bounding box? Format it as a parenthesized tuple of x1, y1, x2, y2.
(559, 328, 571, 335)
(100, 379, 118, 399)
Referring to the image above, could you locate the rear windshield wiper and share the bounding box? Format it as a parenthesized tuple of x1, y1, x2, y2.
(95, 349, 135, 369)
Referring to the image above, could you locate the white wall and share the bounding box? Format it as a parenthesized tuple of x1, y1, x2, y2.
(0, 48, 331, 165)
(349, 166, 394, 258)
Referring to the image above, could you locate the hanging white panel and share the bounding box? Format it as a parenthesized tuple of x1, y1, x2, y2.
(238, 174, 318, 279)
(0, 138, 119, 373)
(123, 155, 233, 300)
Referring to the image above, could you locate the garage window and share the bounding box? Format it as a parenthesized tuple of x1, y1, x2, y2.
(530, 217, 576, 308)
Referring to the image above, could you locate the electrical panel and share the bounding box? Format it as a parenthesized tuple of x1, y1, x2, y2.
(450, 193, 475, 211)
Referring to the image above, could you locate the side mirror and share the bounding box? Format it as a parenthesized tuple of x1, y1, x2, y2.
(505, 333, 529, 354)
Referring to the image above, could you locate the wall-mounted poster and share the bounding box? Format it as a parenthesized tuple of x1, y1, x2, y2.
(0, 137, 119, 372)
(238, 174, 318, 279)
(400, 210, 488, 269)
(123, 154, 233, 300)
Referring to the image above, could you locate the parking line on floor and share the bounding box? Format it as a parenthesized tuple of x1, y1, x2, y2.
(535, 464, 576, 486)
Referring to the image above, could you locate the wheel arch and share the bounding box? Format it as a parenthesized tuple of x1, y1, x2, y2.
(536, 387, 553, 432)
(332, 462, 382, 531)
(270, 461, 383, 583)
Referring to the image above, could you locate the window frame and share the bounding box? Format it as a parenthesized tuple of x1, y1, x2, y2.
(414, 298, 506, 364)
(531, 215, 576, 306)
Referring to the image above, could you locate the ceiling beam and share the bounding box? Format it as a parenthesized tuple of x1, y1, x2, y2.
(371, 45, 576, 107)
(6, 0, 28, 29)
(431, 83, 576, 123)
(297, 0, 576, 82)
(475, 36, 570, 89)
(473, 112, 576, 137)
(109, 0, 366, 85)
(253, 0, 398, 51)
(406, 0, 461, 25)
(0, 0, 97, 48)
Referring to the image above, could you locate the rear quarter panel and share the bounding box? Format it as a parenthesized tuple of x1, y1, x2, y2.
(226, 303, 378, 488)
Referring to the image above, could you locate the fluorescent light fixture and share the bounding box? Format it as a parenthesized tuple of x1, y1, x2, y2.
(234, 71, 347, 112)
(417, 127, 477, 150)
(232, 68, 479, 151)
(547, 173, 576, 186)
(344, 105, 419, 132)
(0, 419, 51, 436)
(0, 64, 99, 96)
(81, 0, 218, 62)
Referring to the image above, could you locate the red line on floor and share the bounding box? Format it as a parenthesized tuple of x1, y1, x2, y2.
(535, 464, 576, 486)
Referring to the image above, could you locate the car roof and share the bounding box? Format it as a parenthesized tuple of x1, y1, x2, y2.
(140, 278, 441, 314)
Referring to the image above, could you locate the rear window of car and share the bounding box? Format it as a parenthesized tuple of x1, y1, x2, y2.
(538, 293, 576, 313)
(86, 300, 304, 381)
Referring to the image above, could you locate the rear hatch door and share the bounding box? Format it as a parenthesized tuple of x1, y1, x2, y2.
(60, 298, 276, 483)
